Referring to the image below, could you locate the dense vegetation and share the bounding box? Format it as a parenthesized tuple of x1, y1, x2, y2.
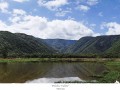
(1, 31, 120, 58)
(0, 31, 55, 58)
(65, 35, 120, 57)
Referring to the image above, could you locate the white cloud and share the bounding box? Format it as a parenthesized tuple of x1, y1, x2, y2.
(102, 22, 120, 35)
(98, 12, 103, 17)
(75, 0, 99, 12)
(76, 5, 90, 12)
(13, 9, 26, 16)
(38, 0, 68, 10)
(8, 9, 26, 24)
(75, 0, 99, 6)
(55, 10, 69, 17)
(9, 16, 21, 23)
(55, 8, 71, 17)
(0, 15, 98, 40)
(90, 23, 96, 29)
(67, 16, 75, 20)
(0, 20, 7, 30)
(13, 0, 29, 3)
(0, 2, 9, 13)
(87, 0, 99, 6)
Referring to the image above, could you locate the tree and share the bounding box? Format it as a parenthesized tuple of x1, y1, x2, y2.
(0, 46, 8, 58)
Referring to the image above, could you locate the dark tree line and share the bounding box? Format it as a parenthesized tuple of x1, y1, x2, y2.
(0, 45, 120, 58)
(0, 52, 119, 58)
(0, 47, 8, 58)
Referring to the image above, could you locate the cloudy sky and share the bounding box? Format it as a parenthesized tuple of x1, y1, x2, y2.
(0, 0, 120, 40)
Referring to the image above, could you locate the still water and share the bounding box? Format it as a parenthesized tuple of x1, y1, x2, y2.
(0, 62, 108, 83)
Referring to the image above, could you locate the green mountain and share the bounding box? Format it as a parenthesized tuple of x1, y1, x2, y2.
(0, 31, 55, 57)
(44, 39, 76, 52)
(106, 37, 120, 54)
(66, 35, 120, 55)
(1, 31, 120, 58)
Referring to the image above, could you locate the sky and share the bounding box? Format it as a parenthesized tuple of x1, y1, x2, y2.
(0, 0, 120, 40)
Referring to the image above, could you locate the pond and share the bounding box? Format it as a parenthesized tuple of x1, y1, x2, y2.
(0, 62, 112, 83)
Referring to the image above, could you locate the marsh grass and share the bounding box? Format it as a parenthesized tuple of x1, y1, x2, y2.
(98, 71, 120, 83)
(97, 61, 120, 83)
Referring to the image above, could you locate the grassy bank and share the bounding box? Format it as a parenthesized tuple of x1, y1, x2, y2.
(0, 58, 120, 63)
(94, 61, 120, 83)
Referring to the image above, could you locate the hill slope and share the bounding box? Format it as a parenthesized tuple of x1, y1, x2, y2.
(44, 39, 77, 52)
(66, 35, 120, 55)
(0, 31, 55, 57)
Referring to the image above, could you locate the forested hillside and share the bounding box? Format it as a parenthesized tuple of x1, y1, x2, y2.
(1, 31, 120, 58)
(0, 31, 55, 57)
(66, 35, 120, 57)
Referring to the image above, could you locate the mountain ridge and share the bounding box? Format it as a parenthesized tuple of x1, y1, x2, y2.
(44, 39, 77, 52)
(65, 35, 120, 56)
(0, 31, 55, 57)
(1, 31, 120, 58)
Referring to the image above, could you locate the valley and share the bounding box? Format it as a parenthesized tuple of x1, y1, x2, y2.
(0, 31, 120, 83)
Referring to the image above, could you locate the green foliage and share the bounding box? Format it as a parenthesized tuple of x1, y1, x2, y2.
(106, 39, 120, 55)
(1, 31, 120, 58)
(66, 35, 120, 58)
(99, 71, 120, 83)
(0, 31, 55, 58)
(65, 36, 94, 54)
(0, 47, 8, 58)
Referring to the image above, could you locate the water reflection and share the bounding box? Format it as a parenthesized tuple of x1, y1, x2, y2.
(26, 77, 83, 83)
(0, 62, 108, 83)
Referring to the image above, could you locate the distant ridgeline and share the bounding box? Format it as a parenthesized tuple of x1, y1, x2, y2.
(43, 39, 77, 53)
(0, 31, 120, 58)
